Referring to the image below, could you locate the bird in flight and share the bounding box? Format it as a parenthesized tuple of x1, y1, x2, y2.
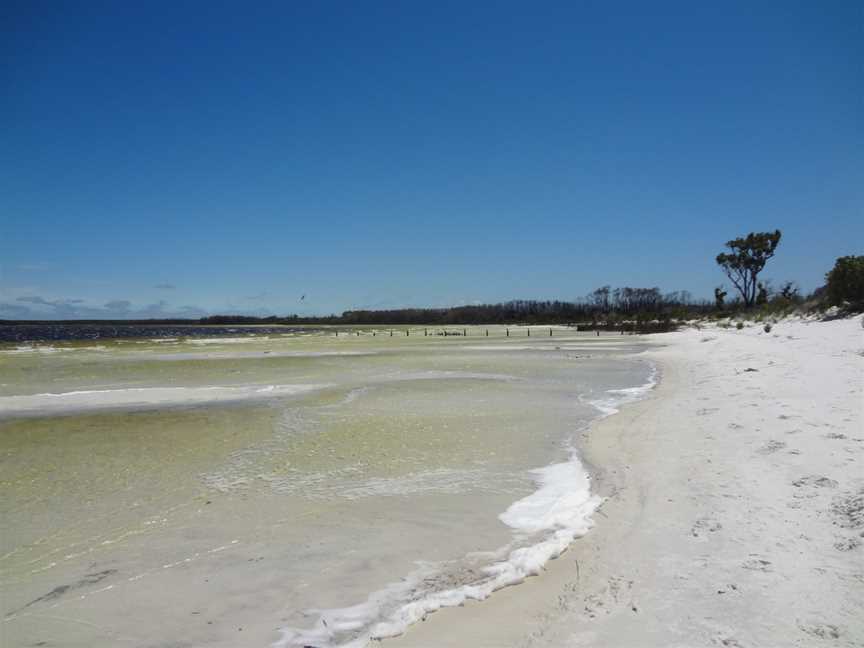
(300, 294, 306, 302)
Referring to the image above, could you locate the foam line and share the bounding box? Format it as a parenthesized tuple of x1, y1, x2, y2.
(0, 383, 330, 416)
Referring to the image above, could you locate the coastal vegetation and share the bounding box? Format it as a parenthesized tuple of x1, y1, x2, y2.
(825, 256, 864, 310)
(715, 230, 782, 308)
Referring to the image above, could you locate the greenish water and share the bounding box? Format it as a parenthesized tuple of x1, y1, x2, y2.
(0, 328, 653, 647)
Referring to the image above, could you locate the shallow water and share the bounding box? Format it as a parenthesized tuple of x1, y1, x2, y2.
(0, 327, 653, 647)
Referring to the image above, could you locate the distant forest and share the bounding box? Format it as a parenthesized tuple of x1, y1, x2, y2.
(296, 288, 713, 326)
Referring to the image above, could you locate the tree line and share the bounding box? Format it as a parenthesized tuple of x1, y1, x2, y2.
(195, 291, 714, 327)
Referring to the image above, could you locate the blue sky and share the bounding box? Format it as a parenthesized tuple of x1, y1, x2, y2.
(2, 1, 861, 318)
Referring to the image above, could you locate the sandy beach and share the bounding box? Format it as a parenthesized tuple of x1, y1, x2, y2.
(391, 315, 864, 647)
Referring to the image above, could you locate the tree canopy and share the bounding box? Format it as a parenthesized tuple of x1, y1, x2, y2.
(825, 256, 864, 309)
(716, 230, 782, 307)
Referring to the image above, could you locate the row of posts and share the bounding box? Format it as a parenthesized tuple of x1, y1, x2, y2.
(334, 328, 558, 337)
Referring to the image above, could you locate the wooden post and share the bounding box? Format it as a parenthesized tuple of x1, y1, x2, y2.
(506, 328, 509, 337)
(527, 328, 530, 337)
(485, 329, 488, 336)
(406, 330, 409, 336)
(424, 328, 427, 336)
(390, 330, 393, 337)
(356, 331, 359, 336)
(335, 330, 338, 336)
(463, 328, 467, 337)
(596, 330, 599, 337)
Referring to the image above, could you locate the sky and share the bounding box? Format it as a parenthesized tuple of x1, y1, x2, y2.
(2, 1, 861, 319)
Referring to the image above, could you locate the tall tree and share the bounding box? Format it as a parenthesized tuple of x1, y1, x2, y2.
(590, 286, 611, 312)
(716, 230, 782, 307)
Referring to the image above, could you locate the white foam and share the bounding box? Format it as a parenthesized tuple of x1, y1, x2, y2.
(1, 345, 63, 354)
(274, 455, 600, 648)
(588, 363, 658, 417)
(0, 383, 330, 416)
(0, 345, 108, 354)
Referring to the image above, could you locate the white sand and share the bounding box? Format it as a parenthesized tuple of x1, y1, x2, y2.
(389, 315, 864, 647)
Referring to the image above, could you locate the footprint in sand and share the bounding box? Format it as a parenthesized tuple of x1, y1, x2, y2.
(715, 583, 740, 595)
(757, 440, 786, 455)
(792, 476, 838, 489)
(833, 536, 861, 552)
(797, 622, 841, 640)
(741, 557, 772, 572)
(580, 576, 634, 620)
(691, 518, 722, 539)
(831, 488, 864, 529)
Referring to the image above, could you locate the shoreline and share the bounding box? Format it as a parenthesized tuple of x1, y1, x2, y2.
(272, 355, 656, 648)
(388, 316, 864, 647)
(384, 341, 673, 648)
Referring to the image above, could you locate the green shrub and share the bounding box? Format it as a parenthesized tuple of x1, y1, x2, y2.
(825, 256, 864, 309)
(764, 323, 772, 333)
(736, 321, 744, 330)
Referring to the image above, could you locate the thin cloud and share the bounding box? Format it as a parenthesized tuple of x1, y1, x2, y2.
(16, 295, 51, 305)
(104, 300, 132, 312)
(4, 296, 211, 320)
(17, 296, 84, 307)
(154, 284, 176, 290)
